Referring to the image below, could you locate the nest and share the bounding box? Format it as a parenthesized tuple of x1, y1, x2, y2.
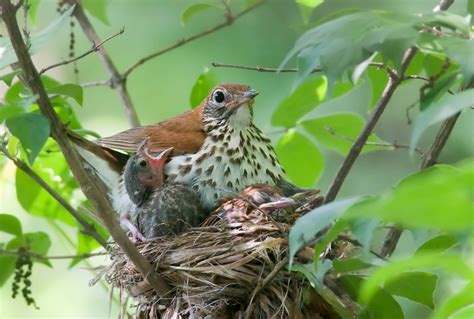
(106, 189, 339, 318)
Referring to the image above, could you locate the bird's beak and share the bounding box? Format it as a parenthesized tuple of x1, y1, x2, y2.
(150, 147, 173, 163)
(230, 89, 259, 110)
(243, 89, 258, 99)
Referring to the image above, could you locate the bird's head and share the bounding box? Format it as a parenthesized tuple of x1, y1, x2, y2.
(202, 83, 258, 130)
(123, 138, 173, 206)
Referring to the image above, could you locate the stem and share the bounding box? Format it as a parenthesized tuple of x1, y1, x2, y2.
(324, 47, 417, 204)
(1, 0, 170, 297)
(66, 0, 140, 128)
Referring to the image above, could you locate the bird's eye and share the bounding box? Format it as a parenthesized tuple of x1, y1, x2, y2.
(213, 90, 225, 103)
(137, 158, 148, 168)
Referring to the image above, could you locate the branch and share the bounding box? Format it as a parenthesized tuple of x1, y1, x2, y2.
(211, 61, 397, 78)
(324, 126, 424, 156)
(380, 0, 456, 258)
(65, 0, 140, 128)
(0, 249, 107, 260)
(1, 0, 170, 297)
(122, 0, 266, 78)
(39, 27, 125, 75)
(324, 47, 418, 203)
(0, 143, 109, 249)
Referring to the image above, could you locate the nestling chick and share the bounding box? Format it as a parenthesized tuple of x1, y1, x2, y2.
(123, 140, 206, 240)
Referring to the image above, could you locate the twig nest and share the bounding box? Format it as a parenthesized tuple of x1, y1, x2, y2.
(107, 187, 331, 318)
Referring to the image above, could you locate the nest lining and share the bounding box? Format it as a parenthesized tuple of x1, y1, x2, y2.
(106, 191, 333, 319)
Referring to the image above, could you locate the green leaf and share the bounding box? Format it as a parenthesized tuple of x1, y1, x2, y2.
(0, 70, 21, 86)
(24, 232, 52, 267)
(313, 219, 348, 272)
(0, 6, 75, 70)
(438, 37, 474, 85)
(303, 113, 386, 155)
(6, 113, 50, 165)
(289, 197, 361, 264)
(333, 258, 374, 273)
(416, 234, 459, 254)
(359, 253, 474, 306)
(15, 145, 77, 226)
(70, 213, 108, 267)
(190, 68, 218, 108)
(347, 165, 473, 232)
(296, 0, 323, 23)
(0, 214, 22, 238)
(347, 216, 380, 252)
(367, 65, 389, 108)
(433, 281, 474, 319)
(0, 104, 24, 123)
(338, 275, 404, 319)
(272, 76, 327, 127)
(275, 129, 324, 187)
(450, 305, 474, 319)
(82, 0, 110, 25)
(411, 89, 474, 151)
(28, 0, 42, 24)
(0, 254, 17, 287)
(47, 83, 84, 106)
(182, 3, 220, 25)
(420, 70, 462, 111)
(384, 271, 438, 309)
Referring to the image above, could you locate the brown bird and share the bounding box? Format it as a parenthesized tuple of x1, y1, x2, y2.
(122, 141, 205, 239)
(70, 83, 297, 214)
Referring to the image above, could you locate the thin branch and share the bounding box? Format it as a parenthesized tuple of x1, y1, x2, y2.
(211, 61, 398, 79)
(324, 126, 424, 156)
(81, 79, 111, 88)
(122, 0, 266, 78)
(40, 28, 125, 75)
(0, 249, 107, 260)
(65, 0, 140, 128)
(1, 0, 170, 297)
(0, 143, 109, 249)
(380, 0, 456, 258)
(324, 47, 418, 203)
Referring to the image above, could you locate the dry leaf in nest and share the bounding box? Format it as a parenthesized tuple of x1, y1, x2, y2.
(107, 185, 334, 318)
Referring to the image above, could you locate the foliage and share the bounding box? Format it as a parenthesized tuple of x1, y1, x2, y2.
(0, 0, 472, 317)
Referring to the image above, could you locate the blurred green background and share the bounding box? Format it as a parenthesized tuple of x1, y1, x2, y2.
(0, 0, 472, 318)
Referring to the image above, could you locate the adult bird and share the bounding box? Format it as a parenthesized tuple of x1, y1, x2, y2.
(122, 140, 205, 239)
(69, 83, 296, 215)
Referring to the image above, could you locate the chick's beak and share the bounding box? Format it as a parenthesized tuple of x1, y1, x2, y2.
(243, 89, 258, 99)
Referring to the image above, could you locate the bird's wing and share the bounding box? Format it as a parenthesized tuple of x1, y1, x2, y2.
(97, 106, 205, 155)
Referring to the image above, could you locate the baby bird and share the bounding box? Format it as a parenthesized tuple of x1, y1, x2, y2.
(122, 140, 206, 240)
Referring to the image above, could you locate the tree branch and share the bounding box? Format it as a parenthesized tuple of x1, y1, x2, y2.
(122, 0, 266, 78)
(65, 0, 140, 128)
(324, 47, 418, 203)
(211, 61, 398, 78)
(0, 143, 109, 249)
(380, 0, 456, 258)
(0, 249, 107, 260)
(39, 27, 125, 75)
(1, 0, 170, 297)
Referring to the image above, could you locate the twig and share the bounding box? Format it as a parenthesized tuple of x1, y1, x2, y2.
(380, 0, 456, 258)
(1, 0, 170, 297)
(122, 1, 266, 78)
(0, 249, 107, 260)
(40, 28, 124, 75)
(324, 47, 418, 203)
(81, 79, 111, 87)
(211, 61, 398, 78)
(324, 125, 424, 156)
(0, 143, 109, 249)
(65, 0, 140, 128)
